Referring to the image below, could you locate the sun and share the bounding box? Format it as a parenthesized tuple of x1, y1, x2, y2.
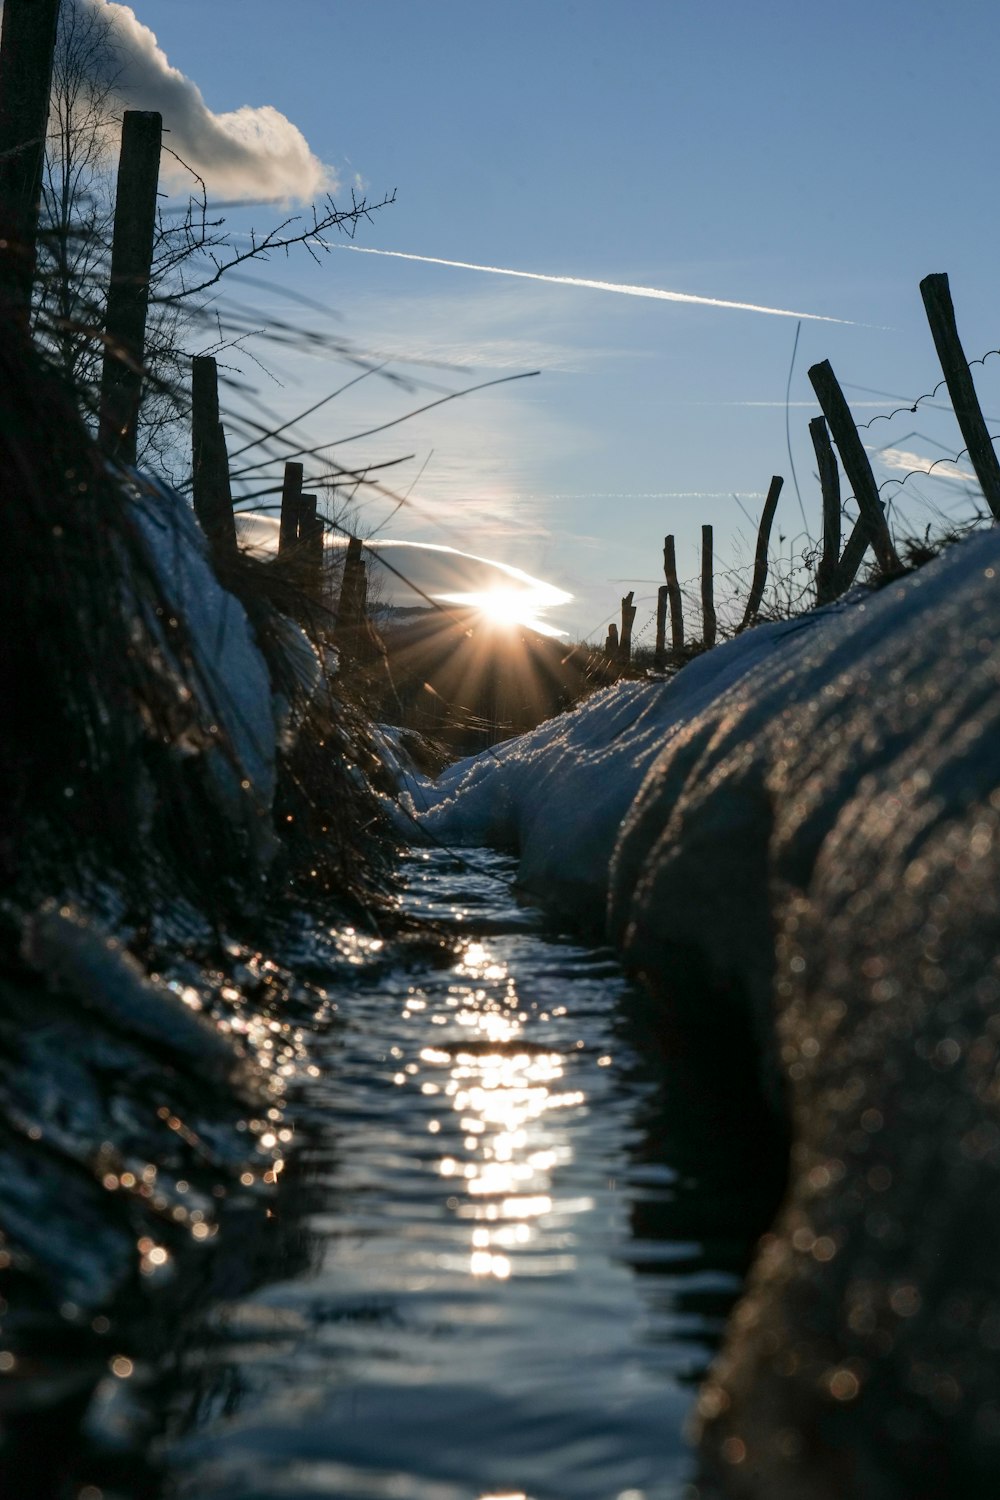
(436, 587, 569, 637)
(474, 589, 534, 630)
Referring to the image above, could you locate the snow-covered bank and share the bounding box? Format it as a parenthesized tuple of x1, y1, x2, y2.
(394, 608, 833, 925)
(403, 531, 1000, 1496)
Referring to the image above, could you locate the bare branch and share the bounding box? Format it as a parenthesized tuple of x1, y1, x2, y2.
(230, 368, 541, 480)
(156, 186, 397, 305)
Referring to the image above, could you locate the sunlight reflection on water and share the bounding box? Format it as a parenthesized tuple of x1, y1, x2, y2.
(401, 931, 585, 1280)
(169, 849, 746, 1500)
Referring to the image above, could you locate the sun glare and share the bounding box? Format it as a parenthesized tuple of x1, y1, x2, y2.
(473, 589, 538, 630)
(437, 586, 570, 637)
(233, 518, 573, 637)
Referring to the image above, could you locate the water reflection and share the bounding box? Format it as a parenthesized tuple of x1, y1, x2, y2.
(163, 849, 757, 1500)
(401, 934, 586, 1282)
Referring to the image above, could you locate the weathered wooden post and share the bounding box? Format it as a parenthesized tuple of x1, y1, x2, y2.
(739, 475, 783, 631)
(654, 584, 669, 668)
(0, 0, 60, 319)
(279, 461, 304, 556)
(808, 359, 900, 574)
(337, 535, 365, 628)
(701, 523, 716, 648)
(190, 354, 237, 560)
(299, 493, 324, 594)
(604, 621, 619, 658)
(98, 110, 162, 465)
(920, 272, 1000, 521)
(810, 415, 841, 603)
(837, 504, 887, 594)
(663, 535, 684, 653)
(619, 590, 636, 664)
(337, 533, 381, 665)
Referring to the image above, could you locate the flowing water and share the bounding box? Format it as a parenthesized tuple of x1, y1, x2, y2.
(165, 848, 767, 1500)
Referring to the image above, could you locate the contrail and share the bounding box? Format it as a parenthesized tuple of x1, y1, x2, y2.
(333, 244, 856, 324)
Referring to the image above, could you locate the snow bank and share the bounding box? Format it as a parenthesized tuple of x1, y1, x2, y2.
(22, 904, 241, 1081)
(405, 531, 1000, 1493)
(611, 532, 1000, 1107)
(396, 608, 842, 924)
(131, 476, 280, 824)
(405, 532, 1000, 1071)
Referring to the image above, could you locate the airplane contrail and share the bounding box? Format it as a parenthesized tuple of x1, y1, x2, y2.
(333, 244, 856, 324)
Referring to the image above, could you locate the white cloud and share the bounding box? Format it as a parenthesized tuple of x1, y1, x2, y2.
(78, 0, 335, 203)
(875, 446, 976, 485)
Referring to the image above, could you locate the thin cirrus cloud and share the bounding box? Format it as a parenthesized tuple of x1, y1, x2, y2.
(72, 0, 335, 203)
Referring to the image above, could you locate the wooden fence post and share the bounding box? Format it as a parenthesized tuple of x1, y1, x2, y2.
(337, 535, 365, 626)
(279, 460, 304, 555)
(619, 590, 636, 664)
(920, 272, 1000, 521)
(338, 533, 379, 663)
(299, 492, 324, 593)
(663, 535, 684, 652)
(837, 504, 887, 594)
(654, 584, 668, 668)
(604, 621, 619, 658)
(739, 475, 783, 631)
(808, 359, 900, 574)
(701, 523, 716, 648)
(0, 0, 60, 319)
(810, 415, 842, 603)
(190, 354, 236, 559)
(98, 110, 162, 465)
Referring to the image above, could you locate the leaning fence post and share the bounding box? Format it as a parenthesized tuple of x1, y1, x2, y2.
(663, 535, 684, 652)
(619, 590, 636, 664)
(191, 355, 237, 560)
(920, 272, 1000, 521)
(739, 475, 783, 631)
(810, 415, 842, 603)
(808, 359, 900, 574)
(837, 504, 887, 594)
(98, 111, 162, 465)
(701, 524, 716, 648)
(0, 0, 60, 319)
(654, 585, 668, 668)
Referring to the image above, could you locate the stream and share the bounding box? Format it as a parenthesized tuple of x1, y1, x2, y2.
(164, 847, 770, 1500)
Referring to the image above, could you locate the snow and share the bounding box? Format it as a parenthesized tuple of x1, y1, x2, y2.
(401, 530, 1000, 1091)
(23, 903, 240, 1079)
(395, 603, 851, 925)
(401, 528, 1000, 1488)
(611, 531, 1000, 1104)
(131, 475, 280, 825)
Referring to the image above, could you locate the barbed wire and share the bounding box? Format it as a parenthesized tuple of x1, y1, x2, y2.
(875, 437, 998, 497)
(597, 332, 1000, 643)
(853, 346, 1000, 429)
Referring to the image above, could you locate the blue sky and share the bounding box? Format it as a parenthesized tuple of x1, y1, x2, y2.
(125, 0, 1000, 639)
